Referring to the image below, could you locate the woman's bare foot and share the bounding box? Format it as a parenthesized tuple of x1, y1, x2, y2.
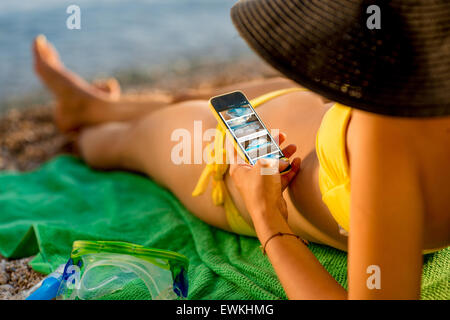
(33, 35, 116, 132)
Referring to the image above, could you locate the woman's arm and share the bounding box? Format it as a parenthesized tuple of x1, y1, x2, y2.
(251, 201, 347, 299)
(230, 159, 347, 299)
(348, 110, 424, 299)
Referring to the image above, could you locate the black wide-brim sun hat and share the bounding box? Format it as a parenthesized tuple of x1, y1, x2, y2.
(231, 0, 450, 117)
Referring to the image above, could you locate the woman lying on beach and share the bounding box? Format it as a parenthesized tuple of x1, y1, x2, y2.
(32, 0, 449, 300)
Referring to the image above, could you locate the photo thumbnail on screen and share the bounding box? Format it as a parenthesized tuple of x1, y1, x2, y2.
(219, 103, 284, 164)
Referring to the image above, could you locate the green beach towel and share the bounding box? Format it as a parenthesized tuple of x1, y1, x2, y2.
(0, 155, 448, 299)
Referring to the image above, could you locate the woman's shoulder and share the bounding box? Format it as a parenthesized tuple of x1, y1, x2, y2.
(350, 109, 450, 154)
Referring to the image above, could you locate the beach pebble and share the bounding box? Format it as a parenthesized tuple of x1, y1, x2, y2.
(0, 256, 45, 300)
(0, 271, 9, 285)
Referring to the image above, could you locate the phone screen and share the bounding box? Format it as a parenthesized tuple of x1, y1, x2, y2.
(211, 91, 285, 165)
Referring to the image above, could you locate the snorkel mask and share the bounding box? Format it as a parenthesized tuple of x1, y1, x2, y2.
(57, 241, 189, 300)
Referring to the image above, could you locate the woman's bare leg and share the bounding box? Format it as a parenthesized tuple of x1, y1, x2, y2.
(34, 36, 310, 132)
(33, 36, 341, 244)
(173, 77, 332, 104)
(33, 36, 236, 230)
(33, 36, 175, 132)
(79, 101, 237, 231)
(172, 77, 301, 102)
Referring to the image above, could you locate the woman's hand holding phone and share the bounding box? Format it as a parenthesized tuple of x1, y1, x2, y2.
(228, 132, 301, 230)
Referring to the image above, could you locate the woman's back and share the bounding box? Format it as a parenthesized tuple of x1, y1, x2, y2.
(347, 111, 450, 250)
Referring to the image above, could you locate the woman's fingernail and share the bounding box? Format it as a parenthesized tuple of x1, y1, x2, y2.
(36, 34, 46, 45)
(36, 35, 47, 52)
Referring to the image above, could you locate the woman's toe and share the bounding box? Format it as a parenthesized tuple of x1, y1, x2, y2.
(92, 78, 121, 100)
(34, 35, 62, 69)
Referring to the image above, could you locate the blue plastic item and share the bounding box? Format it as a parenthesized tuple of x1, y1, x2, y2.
(25, 264, 65, 300)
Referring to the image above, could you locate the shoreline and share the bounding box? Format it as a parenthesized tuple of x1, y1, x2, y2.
(0, 56, 262, 114)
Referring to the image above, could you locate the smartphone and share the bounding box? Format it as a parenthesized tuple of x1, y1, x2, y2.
(209, 91, 291, 173)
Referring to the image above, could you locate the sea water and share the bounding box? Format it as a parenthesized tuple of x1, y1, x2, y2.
(0, 0, 253, 109)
